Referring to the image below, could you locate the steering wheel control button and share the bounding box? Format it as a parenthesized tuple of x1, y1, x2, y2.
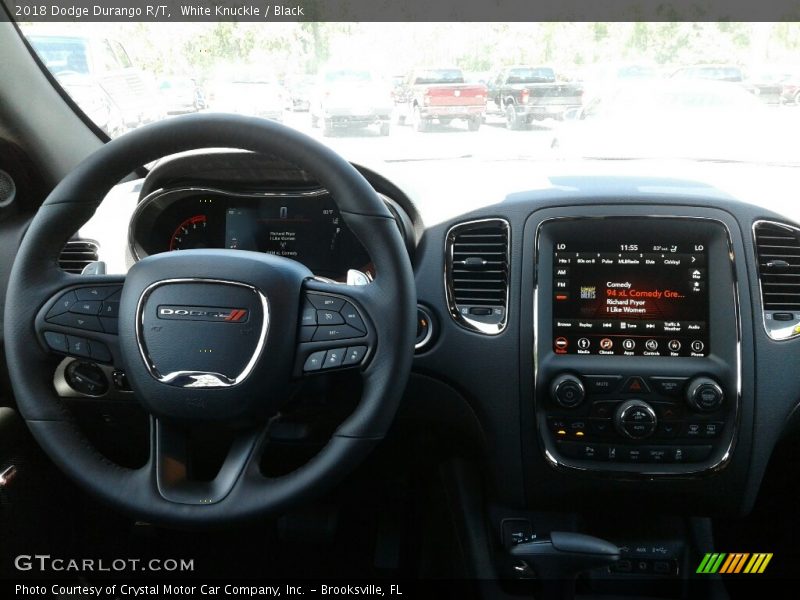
(317, 310, 345, 325)
(312, 324, 365, 342)
(301, 304, 317, 325)
(65, 361, 109, 396)
(622, 376, 650, 394)
(99, 317, 118, 334)
(649, 377, 688, 397)
(583, 375, 622, 395)
(89, 341, 112, 363)
(46, 291, 78, 318)
(303, 351, 326, 372)
(48, 312, 103, 332)
(343, 346, 367, 365)
(43, 331, 68, 353)
(550, 374, 586, 408)
(686, 377, 724, 412)
(615, 399, 657, 439)
(67, 336, 92, 358)
(75, 286, 121, 301)
(99, 301, 119, 318)
(307, 294, 345, 312)
(299, 326, 316, 342)
(323, 348, 346, 369)
(69, 300, 102, 315)
(341, 302, 366, 332)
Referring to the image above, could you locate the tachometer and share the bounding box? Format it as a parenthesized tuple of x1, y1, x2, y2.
(169, 214, 210, 251)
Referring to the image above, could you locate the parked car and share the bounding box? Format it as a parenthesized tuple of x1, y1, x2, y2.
(286, 76, 315, 111)
(158, 77, 204, 114)
(54, 71, 124, 136)
(395, 68, 487, 131)
(208, 72, 286, 122)
(27, 33, 163, 130)
(553, 79, 785, 162)
(671, 63, 783, 104)
(487, 65, 584, 129)
(310, 68, 392, 136)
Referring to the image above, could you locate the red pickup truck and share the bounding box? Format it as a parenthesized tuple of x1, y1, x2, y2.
(396, 68, 487, 132)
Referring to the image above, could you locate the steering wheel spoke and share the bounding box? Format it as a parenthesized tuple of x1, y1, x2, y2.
(35, 277, 125, 366)
(294, 280, 377, 377)
(150, 417, 265, 506)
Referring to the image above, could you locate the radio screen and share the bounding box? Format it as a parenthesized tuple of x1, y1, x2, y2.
(552, 241, 708, 357)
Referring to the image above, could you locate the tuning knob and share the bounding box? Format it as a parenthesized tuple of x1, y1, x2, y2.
(551, 374, 585, 409)
(686, 377, 724, 412)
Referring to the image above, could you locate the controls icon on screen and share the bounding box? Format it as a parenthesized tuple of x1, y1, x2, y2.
(668, 340, 682, 352)
(645, 339, 659, 351)
(577, 338, 591, 350)
(599, 338, 613, 350)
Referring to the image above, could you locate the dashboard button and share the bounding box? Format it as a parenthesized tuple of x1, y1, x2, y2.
(703, 422, 724, 438)
(307, 294, 345, 311)
(322, 348, 346, 369)
(622, 377, 650, 393)
(303, 351, 326, 372)
(47, 312, 103, 332)
(645, 446, 670, 463)
(43, 331, 68, 353)
(67, 336, 91, 358)
(69, 300, 102, 315)
(584, 375, 622, 394)
(684, 422, 703, 438)
(773, 312, 794, 321)
(341, 302, 367, 332)
(622, 447, 644, 462)
(46, 291, 78, 318)
(312, 324, 365, 342)
(589, 419, 613, 437)
(651, 401, 683, 420)
(343, 346, 367, 365)
(649, 377, 688, 397)
(317, 310, 344, 325)
(655, 422, 680, 439)
(590, 400, 619, 418)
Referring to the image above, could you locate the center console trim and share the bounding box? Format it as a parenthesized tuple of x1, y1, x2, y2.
(533, 215, 742, 477)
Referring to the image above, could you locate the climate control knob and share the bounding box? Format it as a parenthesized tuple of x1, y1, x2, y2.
(614, 399, 657, 440)
(686, 377, 724, 412)
(550, 374, 586, 409)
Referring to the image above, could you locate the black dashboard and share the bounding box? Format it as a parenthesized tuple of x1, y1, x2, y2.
(70, 152, 800, 523)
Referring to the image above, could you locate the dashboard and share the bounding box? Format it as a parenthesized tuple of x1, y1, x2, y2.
(66, 151, 800, 523)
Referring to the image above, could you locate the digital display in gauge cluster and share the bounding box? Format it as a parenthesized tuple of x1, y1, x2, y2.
(552, 241, 709, 357)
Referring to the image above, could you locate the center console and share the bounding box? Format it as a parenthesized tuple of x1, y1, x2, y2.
(534, 216, 739, 475)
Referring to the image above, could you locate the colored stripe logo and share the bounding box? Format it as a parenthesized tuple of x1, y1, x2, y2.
(696, 553, 773, 574)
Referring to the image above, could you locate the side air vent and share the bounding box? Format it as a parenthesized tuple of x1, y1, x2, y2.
(754, 220, 800, 340)
(445, 218, 510, 334)
(59, 239, 99, 274)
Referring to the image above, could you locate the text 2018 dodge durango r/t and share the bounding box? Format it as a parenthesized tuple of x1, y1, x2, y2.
(2, 8, 800, 600)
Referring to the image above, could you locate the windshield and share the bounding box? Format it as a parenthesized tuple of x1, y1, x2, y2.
(20, 22, 800, 165)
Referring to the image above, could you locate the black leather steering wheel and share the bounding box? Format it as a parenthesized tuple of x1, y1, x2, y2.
(3, 114, 416, 525)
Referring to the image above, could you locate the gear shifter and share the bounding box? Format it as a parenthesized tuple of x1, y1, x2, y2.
(509, 531, 620, 599)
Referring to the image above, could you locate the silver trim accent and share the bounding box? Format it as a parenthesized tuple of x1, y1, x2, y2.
(444, 218, 510, 335)
(415, 305, 435, 351)
(128, 186, 330, 261)
(533, 215, 742, 477)
(135, 278, 269, 388)
(752, 219, 800, 341)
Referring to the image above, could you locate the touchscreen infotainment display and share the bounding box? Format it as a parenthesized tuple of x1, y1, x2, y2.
(552, 241, 708, 357)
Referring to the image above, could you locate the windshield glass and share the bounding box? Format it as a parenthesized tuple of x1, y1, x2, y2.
(20, 22, 800, 165)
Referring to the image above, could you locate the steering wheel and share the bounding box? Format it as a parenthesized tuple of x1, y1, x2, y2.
(3, 114, 416, 525)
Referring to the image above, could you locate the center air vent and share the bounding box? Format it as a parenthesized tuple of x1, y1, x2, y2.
(445, 218, 509, 334)
(754, 220, 800, 340)
(59, 239, 99, 274)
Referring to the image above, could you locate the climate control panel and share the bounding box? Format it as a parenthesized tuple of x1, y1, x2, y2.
(542, 372, 732, 470)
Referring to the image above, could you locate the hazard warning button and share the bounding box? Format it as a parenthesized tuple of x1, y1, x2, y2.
(622, 376, 651, 394)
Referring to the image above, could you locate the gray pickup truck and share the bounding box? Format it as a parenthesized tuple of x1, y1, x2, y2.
(487, 66, 583, 129)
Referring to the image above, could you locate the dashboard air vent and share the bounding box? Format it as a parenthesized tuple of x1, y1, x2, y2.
(754, 220, 800, 340)
(445, 219, 509, 334)
(59, 239, 99, 274)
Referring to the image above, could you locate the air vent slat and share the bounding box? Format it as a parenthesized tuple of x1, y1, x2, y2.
(446, 219, 509, 334)
(58, 240, 99, 274)
(754, 222, 800, 311)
